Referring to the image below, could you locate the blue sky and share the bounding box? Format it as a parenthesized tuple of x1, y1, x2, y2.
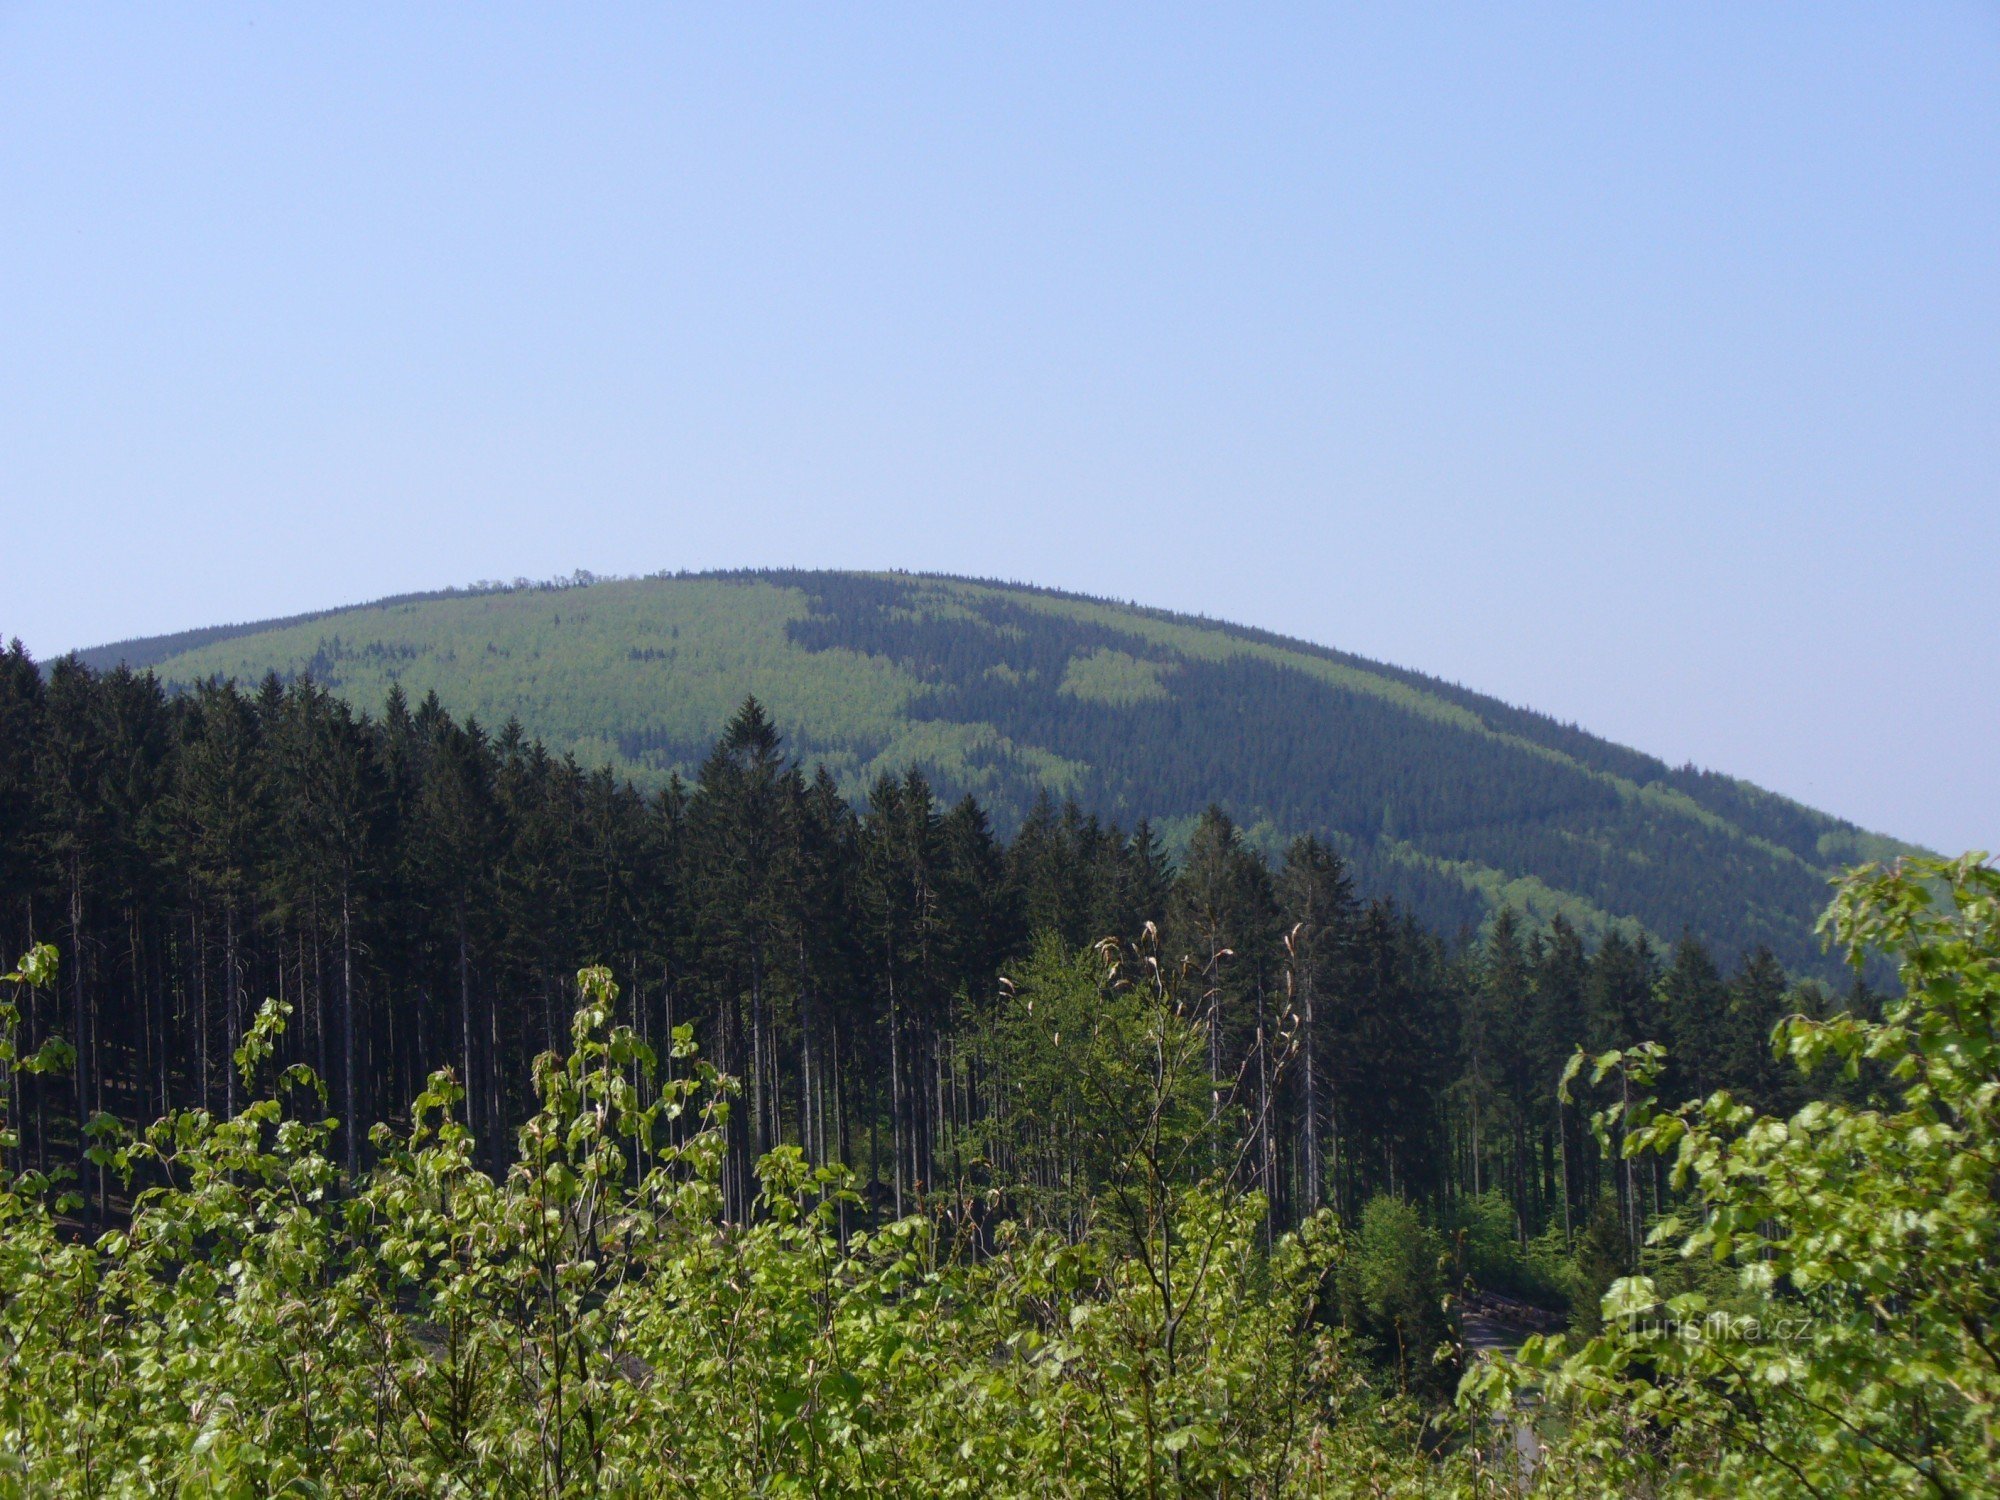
(3, 4, 1995, 855)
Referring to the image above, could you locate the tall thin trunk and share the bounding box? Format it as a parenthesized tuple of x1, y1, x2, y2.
(662, 973, 674, 1089)
(1255, 980, 1271, 1232)
(887, 959, 904, 1219)
(1559, 1101, 1574, 1248)
(224, 902, 239, 1119)
(832, 1007, 850, 1243)
(458, 912, 474, 1143)
(342, 884, 357, 1177)
(749, 950, 767, 1166)
(1205, 931, 1224, 1175)
(6, 935, 19, 1180)
(1471, 1069, 1483, 1197)
(732, 989, 749, 1218)
(130, 908, 153, 1131)
(1300, 965, 1320, 1213)
(487, 962, 503, 1174)
(195, 907, 210, 1119)
(310, 929, 327, 1112)
(798, 937, 816, 1166)
(68, 868, 88, 1229)
(1621, 1068, 1638, 1256)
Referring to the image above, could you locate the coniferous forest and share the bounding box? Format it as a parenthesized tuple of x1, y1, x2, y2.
(1, 639, 1994, 1496)
(78, 570, 1911, 983)
(0, 644, 1841, 1246)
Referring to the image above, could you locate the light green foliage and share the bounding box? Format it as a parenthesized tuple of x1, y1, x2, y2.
(983, 584, 1495, 735)
(1440, 1191, 1572, 1310)
(1467, 854, 2000, 1497)
(846, 716, 1091, 800)
(1058, 647, 1175, 705)
(1561, 1197, 1631, 1338)
(0, 948, 1501, 1496)
(153, 578, 923, 776)
(1390, 845, 1656, 951)
(1339, 1196, 1452, 1395)
(0, 942, 76, 1208)
(971, 933, 1209, 1236)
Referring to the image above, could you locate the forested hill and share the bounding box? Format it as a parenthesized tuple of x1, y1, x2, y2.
(76, 569, 1906, 976)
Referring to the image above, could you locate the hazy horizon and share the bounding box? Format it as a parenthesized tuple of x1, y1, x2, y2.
(5, 6, 1995, 856)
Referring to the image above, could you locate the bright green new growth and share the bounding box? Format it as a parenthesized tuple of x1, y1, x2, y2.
(9, 853, 1995, 1495)
(0, 940, 1492, 1497)
(1469, 854, 2000, 1497)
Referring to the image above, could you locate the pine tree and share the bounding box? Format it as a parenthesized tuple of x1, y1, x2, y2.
(0, 642, 42, 941)
(1723, 946, 1794, 1114)
(0, 641, 45, 1172)
(162, 679, 265, 1122)
(1462, 908, 1534, 1210)
(1530, 917, 1592, 1242)
(686, 698, 797, 1216)
(858, 769, 952, 1215)
(89, 668, 173, 1144)
(1277, 835, 1356, 1216)
(266, 679, 384, 1173)
(407, 703, 501, 1165)
(1657, 933, 1728, 1105)
(1005, 791, 1071, 945)
(791, 767, 859, 1176)
(1118, 819, 1176, 939)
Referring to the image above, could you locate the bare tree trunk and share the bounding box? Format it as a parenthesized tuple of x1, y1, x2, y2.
(798, 937, 817, 1166)
(68, 866, 90, 1230)
(1472, 1070, 1483, 1198)
(131, 910, 151, 1130)
(309, 929, 326, 1114)
(488, 964, 503, 1174)
(1300, 965, 1320, 1213)
(342, 885, 357, 1177)
(224, 901, 240, 1120)
(662, 973, 674, 1088)
(832, 1008, 850, 1244)
(195, 907, 210, 1119)
(750, 950, 767, 1169)
(1255, 980, 1272, 1232)
(1559, 1101, 1574, 1249)
(887, 960, 904, 1219)
(1621, 1068, 1638, 1257)
(458, 913, 474, 1145)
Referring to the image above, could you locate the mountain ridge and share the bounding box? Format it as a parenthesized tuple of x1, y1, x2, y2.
(68, 567, 1913, 978)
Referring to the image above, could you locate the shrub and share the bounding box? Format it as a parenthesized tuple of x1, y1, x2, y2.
(0, 947, 1502, 1496)
(1468, 855, 2000, 1498)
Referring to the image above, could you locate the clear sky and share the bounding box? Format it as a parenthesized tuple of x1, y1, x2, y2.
(3, 5, 1994, 855)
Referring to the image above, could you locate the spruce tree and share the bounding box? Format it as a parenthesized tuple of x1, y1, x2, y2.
(1277, 835, 1357, 1215)
(162, 679, 265, 1121)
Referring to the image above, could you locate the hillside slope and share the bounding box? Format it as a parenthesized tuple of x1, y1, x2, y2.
(77, 569, 1907, 975)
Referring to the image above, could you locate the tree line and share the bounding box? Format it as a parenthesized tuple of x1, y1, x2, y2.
(0, 642, 1857, 1253)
